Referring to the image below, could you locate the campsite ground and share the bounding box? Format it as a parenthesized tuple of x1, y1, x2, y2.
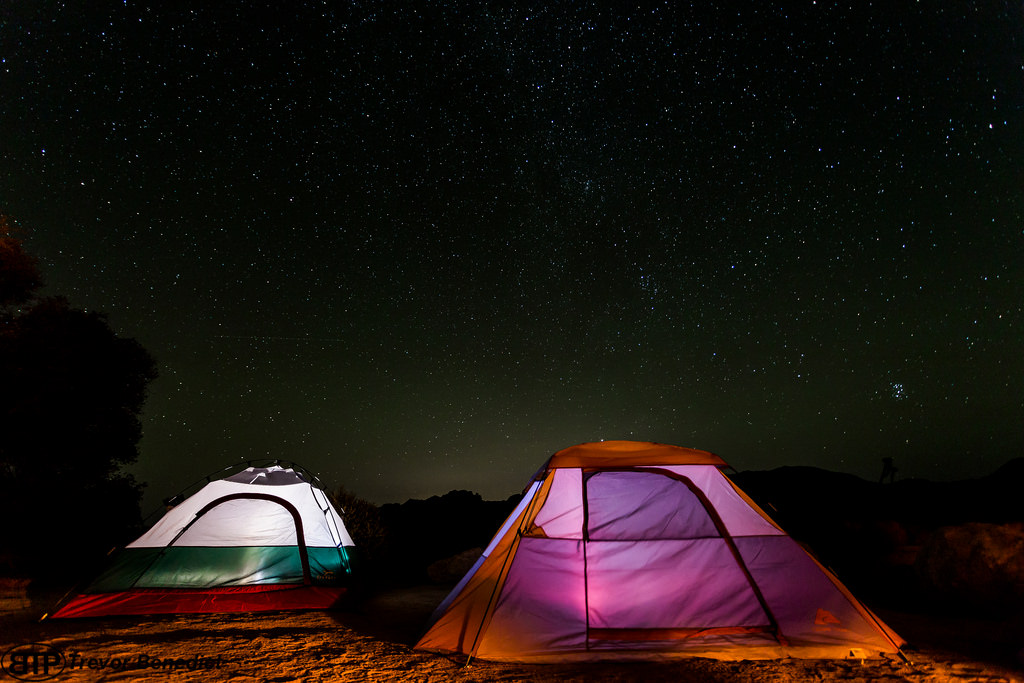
(2, 583, 1022, 682)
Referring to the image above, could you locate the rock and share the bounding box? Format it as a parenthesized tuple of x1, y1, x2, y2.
(0, 577, 31, 613)
(426, 547, 483, 583)
(914, 522, 1024, 607)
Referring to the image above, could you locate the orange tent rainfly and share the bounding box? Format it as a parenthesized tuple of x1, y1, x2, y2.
(416, 441, 905, 662)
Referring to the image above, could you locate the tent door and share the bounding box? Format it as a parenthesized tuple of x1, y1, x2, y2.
(135, 493, 312, 588)
(583, 469, 778, 646)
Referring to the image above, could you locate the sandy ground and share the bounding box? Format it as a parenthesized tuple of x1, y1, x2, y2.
(2, 585, 1023, 682)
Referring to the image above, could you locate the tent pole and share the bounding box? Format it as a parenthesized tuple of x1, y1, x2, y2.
(466, 477, 548, 661)
(581, 471, 592, 651)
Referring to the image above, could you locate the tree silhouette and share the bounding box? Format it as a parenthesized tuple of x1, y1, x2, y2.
(0, 216, 158, 575)
(0, 215, 44, 308)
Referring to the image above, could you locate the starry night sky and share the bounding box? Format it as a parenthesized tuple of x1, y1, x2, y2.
(3, 2, 1022, 508)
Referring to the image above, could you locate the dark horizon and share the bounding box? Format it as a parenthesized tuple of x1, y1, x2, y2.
(131, 448, 1024, 516)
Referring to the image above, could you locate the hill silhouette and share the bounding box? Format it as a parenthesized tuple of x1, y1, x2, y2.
(731, 457, 1024, 546)
(373, 489, 521, 584)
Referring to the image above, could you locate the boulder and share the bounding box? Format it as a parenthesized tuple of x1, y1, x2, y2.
(0, 577, 31, 613)
(427, 547, 483, 583)
(914, 523, 1024, 608)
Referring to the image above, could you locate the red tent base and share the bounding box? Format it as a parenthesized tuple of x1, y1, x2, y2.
(50, 584, 348, 618)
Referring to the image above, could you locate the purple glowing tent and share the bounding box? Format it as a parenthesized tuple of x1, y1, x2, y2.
(416, 441, 905, 662)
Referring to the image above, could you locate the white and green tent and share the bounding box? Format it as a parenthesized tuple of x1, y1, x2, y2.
(52, 464, 355, 617)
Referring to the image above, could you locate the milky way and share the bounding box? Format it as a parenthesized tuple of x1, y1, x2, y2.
(3, 3, 1022, 506)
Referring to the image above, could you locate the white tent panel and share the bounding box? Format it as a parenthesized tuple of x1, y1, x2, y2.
(130, 475, 353, 549)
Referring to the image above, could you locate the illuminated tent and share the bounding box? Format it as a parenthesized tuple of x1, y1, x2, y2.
(416, 441, 904, 661)
(52, 465, 355, 618)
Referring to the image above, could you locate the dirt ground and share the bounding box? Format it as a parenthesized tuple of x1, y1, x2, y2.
(2, 585, 1023, 682)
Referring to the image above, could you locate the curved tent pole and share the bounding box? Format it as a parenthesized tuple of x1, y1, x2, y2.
(144, 459, 325, 527)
